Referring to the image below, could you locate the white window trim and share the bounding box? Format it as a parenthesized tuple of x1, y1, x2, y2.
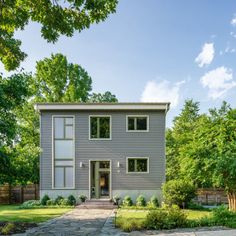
(52, 115, 75, 190)
(89, 115, 112, 140)
(126, 157, 149, 174)
(126, 115, 149, 132)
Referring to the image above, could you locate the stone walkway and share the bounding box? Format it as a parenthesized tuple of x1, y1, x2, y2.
(13, 208, 236, 236)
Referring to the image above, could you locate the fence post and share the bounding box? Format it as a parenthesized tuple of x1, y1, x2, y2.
(8, 184, 11, 204)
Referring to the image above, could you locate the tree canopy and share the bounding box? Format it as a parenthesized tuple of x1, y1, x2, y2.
(167, 100, 236, 211)
(0, 0, 118, 71)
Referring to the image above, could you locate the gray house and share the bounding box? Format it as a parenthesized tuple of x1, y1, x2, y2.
(35, 103, 170, 201)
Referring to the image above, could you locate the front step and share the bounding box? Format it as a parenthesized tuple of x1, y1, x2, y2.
(77, 200, 118, 209)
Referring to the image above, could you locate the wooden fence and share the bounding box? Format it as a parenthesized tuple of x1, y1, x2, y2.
(0, 184, 39, 204)
(195, 188, 228, 205)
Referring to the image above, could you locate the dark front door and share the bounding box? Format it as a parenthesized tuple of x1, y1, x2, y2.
(99, 171, 110, 198)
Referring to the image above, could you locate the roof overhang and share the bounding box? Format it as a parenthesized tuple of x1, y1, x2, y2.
(35, 102, 170, 112)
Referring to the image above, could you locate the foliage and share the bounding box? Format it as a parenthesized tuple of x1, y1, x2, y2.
(19, 200, 41, 209)
(113, 194, 121, 205)
(147, 195, 159, 208)
(46, 199, 55, 206)
(0, 0, 118, 71)
(34, 53, 92, 102)
(122, 195, 133, 206)
(162, 179, 196, 208)
(1, 222, 15, 235)
(187, 201, 205, 210)
(41, 195, 50, 206)
(79, 194, 87, 202)
(117, 218, 144, 232)
(136, 195, 146, 207)
(58, 198, 70, 206)
(145, 205, 187, 230)
(68, 195, 77, 206)
(54, 196, 64, 205)
(89, 91, 118, 103)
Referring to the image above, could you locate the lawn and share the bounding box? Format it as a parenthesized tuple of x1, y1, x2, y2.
(0, 205, 72, 223)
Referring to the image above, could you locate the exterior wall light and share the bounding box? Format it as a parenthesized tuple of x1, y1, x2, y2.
(80, 162, 83, 168)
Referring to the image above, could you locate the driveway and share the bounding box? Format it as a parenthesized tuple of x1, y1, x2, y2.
(14, 208, 236, 236)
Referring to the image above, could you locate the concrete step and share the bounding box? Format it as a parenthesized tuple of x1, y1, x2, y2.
(77, 200, 118, 209)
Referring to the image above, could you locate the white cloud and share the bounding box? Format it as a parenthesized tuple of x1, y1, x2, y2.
(140, 80, 185, 108)
(195, 43, 215, 67)
(231, 16, 236, 26)
(200, 66, 236, 99)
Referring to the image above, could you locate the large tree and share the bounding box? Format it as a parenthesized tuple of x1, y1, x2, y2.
(0, 0, 118, 71)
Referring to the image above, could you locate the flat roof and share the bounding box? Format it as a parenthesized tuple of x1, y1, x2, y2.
(35, 102, 170, 112)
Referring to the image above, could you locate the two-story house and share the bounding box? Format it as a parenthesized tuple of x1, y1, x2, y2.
(35, 103, 170, 201)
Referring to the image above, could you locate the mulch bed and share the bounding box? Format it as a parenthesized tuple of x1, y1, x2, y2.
(0, 222, 38, 235)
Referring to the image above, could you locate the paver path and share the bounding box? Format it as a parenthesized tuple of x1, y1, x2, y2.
(14, 208, 236, 236)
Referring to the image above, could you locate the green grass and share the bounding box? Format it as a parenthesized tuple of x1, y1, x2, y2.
(0, 205, 72, 223)
(116, 208, 212, 231)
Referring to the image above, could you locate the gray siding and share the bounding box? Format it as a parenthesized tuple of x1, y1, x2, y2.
(40, 110, 166, 191)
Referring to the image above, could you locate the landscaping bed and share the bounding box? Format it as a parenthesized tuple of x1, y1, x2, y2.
(0, 222, 37, 235)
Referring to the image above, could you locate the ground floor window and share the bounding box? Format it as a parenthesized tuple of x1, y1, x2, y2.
(127, 157, 149, 173)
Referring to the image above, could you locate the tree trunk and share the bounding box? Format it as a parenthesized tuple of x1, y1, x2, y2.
(227, 192, 236, 211)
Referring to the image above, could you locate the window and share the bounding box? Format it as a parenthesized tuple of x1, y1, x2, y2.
(127, 116, 149, 131)
(90, 116, 111, 140)
(53, 116, 74, 188)
(127, 157, 149, 173)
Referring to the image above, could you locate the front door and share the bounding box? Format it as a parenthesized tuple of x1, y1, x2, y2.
(90, 161, 110, 199)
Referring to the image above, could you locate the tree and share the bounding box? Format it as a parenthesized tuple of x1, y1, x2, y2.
(34, 53, 92, 102)
(166, 99, 200, 181)
(89, 91, 118, 102)
(0, 0, 118, 71)
(0, 73, 31, 184)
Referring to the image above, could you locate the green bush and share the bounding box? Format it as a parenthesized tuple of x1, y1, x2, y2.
(147, 195, 159, 208)
(145, 205, 187, 230)
(122, 195, 133, 206)
(79, 194, 87, 202)
(118, 218, 144, 232)
(212, 205, 236, 227)
(55, 195, 64, 205)
(46, 199, 55, 206)
(19, 200, 41, 209)
(1, 223, 15, 235)
(187, 201, 205, 210)
(59, 198, 70, 206)
(67, 195, 76, 206)
(136, 195, 146, 207)
(41, 194, 50, 206)
(162, 179, 196, 208)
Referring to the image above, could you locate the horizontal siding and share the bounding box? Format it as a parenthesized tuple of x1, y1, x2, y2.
(40, 110, 166, 191)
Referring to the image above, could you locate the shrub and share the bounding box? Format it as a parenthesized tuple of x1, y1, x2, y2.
(145, 205, 187, 230)
(162, 179, 196, 208)
(59, 198, 70, 206)
(67, 195, 76, 206)
(118, 218, 144, 232)
(55, 195, 64, 205)
(122, 195, 133, 206)
(41, 194, 50, 206)
(19, 200, 41, 209)
(113, 194, 121, 205)
(46, 199, 55, 206)
(79, 194, 87, 202)
(147, 195, 159, 208)
(136, 195, 146, 207)
(187, 201, 205, 210)
(212, 205, 236, 227)
(1, 223, 15, 235)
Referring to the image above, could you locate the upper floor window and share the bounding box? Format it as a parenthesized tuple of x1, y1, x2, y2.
(126, 115, 149, 132)
(89, 116, 111, 140)
(126, 157, 149, 173)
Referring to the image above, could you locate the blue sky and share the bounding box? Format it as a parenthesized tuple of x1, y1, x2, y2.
(1, 0, 236, 126)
